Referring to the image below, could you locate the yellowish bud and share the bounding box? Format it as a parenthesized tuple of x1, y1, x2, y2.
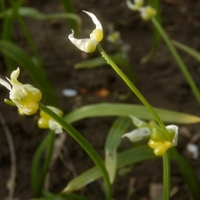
(38, 106, 63, 134)
(91, 29, 103, 42)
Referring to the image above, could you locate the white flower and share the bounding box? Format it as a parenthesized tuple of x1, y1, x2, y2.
(126, 0, 144, 11)
(0, 68, 42, 115)
(126, 0, 156, 21)
(139, 6, 157, 21)
(68, 10, 103, 53)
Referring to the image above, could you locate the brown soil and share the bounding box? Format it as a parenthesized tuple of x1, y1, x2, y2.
(0, 0, 200, 199)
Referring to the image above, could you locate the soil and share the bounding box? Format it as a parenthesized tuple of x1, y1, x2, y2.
(0, 0, 200, 200)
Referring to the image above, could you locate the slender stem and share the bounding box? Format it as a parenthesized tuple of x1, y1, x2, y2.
(162, 152, 171, 200)
(38, 103, 112, 200)
(151, 17, 200, 105)
(97, 44, 170, 140)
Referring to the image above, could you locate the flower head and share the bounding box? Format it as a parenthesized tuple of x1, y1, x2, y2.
(126, 0, 156, 21)
(148, 125, 178, 156)
(38, 106, 63, 134)
(0, 68, 42, 115)
(126, 0, 144, 11)
(140, 6, 157, 21)
(68, 10, 103, 53)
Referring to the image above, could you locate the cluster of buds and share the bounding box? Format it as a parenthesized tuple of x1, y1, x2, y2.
(148, 125, 178, 156)
(122, 116, 178, 156)
(126, 0, 157, 21)
(68, 10, 103, 53)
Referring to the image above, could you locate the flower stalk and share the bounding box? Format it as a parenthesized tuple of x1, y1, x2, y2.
(97, 44, 170, 141)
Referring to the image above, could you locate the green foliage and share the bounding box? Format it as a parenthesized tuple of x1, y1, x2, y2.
(64, 103, 200, 124)
(62, 145, 156, 193)
(0, 1, 200, 200)
(31, 131, 55, 197)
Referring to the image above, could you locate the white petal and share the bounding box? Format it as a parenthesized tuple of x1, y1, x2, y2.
(83, 10, 102, 31)
(0, 78, 11, 90)
(129, 115, 147, 128)
(68, 30, 97, 53)
(122, 127, 150, 142)
(126, 0, 144, 11)
(166, 125, 178, 146)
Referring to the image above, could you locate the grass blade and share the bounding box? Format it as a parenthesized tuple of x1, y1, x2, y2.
(39, 103, 112, 200)
(64, 103, 200, 124)
(0, 7, 81, 25)
(141, 0, 161, 64)
(31, 131, 55, 197)
(172, 40, 200, 62)
(170, 148, 200, 199)
(1, 0, 25, 71)
(63, 145, 156, 193)
(105, 117, 132, 183)
(59, 0, 79, 33)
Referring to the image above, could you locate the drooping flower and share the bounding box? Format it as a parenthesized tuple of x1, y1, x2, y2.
(68, 10, 103, 53)
(38, 106, 63, 134)
(126, 0, 156, 21)
(140, 6, 157, 21)
(0, 68, 42, 115)
(126, 0, 144, 11)
(148, 125, 178, 156)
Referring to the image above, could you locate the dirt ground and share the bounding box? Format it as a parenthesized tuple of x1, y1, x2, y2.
(0, 0, 200, 199)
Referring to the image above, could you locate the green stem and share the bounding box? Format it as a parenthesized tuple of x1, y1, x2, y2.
(38, 103, 112, 200)
(162, 152, 171, 200)
(151, 17, 200, 105)
(97, 44, 170, 140)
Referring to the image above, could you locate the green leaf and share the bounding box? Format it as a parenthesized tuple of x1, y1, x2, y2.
(172, 40, 200, 62)
(170, 148, 200, 199)
(1, 0, 25, 71)
(105, 117, 132, 183)
(75, 53, 129, 69)
(39, 103, 111, 200)
(31, 131, 55, 197)
(62, 145, 156, 193)
(59, 0, 79, 34)
(64, 103, 200, 124)
(0, 7, 81, 25)
(0, 40, 58, 106)
(141, 0, 162, 64)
